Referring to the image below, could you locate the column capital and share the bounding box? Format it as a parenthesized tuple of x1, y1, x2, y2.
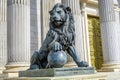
(81, 2, 86, 14)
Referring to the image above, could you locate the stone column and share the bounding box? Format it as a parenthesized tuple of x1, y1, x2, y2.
(30, 0, 41, 55)
(118, 0, 120, 11)
(62, 0, 85, 67)
(114, 0, 120, 25)
(5, 0, 30, 74)
(0, 0, 7, 73)
(114, 0, 120, 51)
(117, 0, 120, 8)
(41, 0, 55, 41)
(55, 0, 61, 4)
(98, 0, 120, 71)
(117, 0, 120, 23)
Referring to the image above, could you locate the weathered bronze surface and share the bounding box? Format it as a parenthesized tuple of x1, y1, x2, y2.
(29, 3, 88, 69)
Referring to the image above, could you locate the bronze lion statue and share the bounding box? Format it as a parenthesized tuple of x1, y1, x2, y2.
(29, 3, 88, 69)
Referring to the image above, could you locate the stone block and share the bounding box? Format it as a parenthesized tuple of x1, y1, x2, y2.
(19, 67, 94, 77)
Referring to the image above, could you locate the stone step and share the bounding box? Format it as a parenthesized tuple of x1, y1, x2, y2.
(4, 73, 107, 80)
(4, 72, 120, 80)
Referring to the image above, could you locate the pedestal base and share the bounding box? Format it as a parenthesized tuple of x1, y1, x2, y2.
(3, 63, 29, 77)
(0, 67, 5, 74)
(19, 67, 94, 77)
(100, 63, 120, 72)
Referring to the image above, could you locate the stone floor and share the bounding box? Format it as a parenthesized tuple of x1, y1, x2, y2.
(1, 72, 120, 80)
(0, 74, 8, 80)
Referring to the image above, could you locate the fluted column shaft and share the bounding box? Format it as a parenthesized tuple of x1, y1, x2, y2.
(98, 0, 120, 71)
(0, 0, 7, 73)
(7, 0, 30, 67)
(117, 0, 120, 8)
(30, 0, 41, 55)
(62, 0, 85, 65)
(118, 0, 120, 23)
(41, 0, 55, 41)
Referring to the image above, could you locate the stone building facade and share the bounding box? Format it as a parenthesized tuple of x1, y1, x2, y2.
(0, 0, 120, 74)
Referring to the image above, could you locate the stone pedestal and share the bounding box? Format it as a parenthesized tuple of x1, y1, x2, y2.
(19, 67, 94, 77)
(5, 0, 30, 75)
(98, 0, 120, 71)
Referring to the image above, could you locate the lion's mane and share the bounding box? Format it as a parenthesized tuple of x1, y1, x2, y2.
(49, 3, 75, 46)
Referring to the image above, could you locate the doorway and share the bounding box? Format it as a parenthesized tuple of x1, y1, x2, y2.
(88, 15, 103, 70)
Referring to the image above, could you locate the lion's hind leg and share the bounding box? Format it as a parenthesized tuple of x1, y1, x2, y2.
(29, 51, 42, 69)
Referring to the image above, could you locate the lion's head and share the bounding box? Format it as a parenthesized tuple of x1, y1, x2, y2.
(49, 3, 75, 45)
(49, 3, 72, 27)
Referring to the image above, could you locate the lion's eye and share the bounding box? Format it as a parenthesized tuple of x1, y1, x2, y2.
(57, 11, 61, 13)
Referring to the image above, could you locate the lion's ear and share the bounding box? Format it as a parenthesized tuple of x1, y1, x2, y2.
(66, 7, 71, 13)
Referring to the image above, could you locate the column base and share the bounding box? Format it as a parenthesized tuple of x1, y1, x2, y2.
(3, 63, 30, 77)
(100, 63, 120, 72)
(0, 67, 5, 74)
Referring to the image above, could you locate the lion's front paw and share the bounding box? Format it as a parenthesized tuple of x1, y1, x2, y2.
(77, 61, 89, 67)
(53, 42, 62, 51)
